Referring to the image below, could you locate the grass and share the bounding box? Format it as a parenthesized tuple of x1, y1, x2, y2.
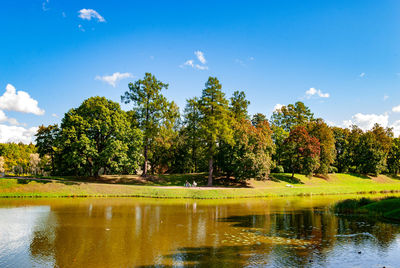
(2, 173, 400, 199)
(334, 196, 400, 222)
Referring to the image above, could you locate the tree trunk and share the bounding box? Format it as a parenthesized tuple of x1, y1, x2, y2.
(142, 144, 148, 177)
(208, 156, 213, 186)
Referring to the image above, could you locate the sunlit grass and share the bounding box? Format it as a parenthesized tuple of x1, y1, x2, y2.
(2, 173, 400, 199)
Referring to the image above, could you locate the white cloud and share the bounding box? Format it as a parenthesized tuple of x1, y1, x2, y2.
(391, 121, 400, 137)
(180, 60, 194, 68)
(0, 125, 37, 144)
(0, 84, 44, 115)
(392, 105, 400, 113)
(359, 72, 366, 78)
(95, 72, 133, 87)
(78, 9, 105, 22)
(78, 24, 85, 32)
(181, 51, 208, 70)
(194, 51, 206, 64)
(195, 64, 208, 70)
(273, 103, 283, 112)
(305, 87, 330, 99)
(383, 94, 389, 101)
(51, 113, 58, 118)
(343, 113, 389, 131)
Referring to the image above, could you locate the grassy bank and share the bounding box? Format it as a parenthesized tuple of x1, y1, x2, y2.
(334, 197, 400, 222)
(1, 173, 400, 199)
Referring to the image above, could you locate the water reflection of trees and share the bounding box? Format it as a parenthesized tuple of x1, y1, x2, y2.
(27, 199, 400, 267)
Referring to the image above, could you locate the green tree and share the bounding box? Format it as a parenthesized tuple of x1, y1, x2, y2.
(121, 73, 173, 177)
(198, 77, 234, 186)
(181, 97, 204, 173)
(354, 124, 392, 175)
(251, 113, 267, 127)
(151, 101, 180, 173)
(229, 119, 274, 180)
(332, 127, 351, 172)
(58, 96, 142, 177)
(388, 138, 400, 175)
(307, 119, 336, 174)
(229, 91, 250, 120)
(35, 124, 60, 174)
(282, 126, 320, 177)
(271, 102, 314, 132)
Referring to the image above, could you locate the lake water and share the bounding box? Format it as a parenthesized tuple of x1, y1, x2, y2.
(0, 196, 399, 267)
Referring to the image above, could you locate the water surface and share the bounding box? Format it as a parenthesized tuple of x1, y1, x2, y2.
(0, 196, 399, 267)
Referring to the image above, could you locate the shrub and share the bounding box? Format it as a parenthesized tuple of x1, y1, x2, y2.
(272, 165, 284, 173)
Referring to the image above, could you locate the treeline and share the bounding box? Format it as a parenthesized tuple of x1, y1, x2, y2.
(0, 143, 47, 175)
(34, 73, 400, 185)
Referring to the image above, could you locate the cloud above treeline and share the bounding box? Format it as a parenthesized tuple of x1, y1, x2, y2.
(180, 51, 208, 70)
(305, 87, 330, 99)
(78, 9, 105, 22)
(0, 125, 38, 144)
(95, 72, 133, 87)
(0, 84, 44, 115)
(0, 84, 45, 144)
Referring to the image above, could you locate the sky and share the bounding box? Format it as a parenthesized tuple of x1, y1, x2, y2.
(1, 0, 400, 143)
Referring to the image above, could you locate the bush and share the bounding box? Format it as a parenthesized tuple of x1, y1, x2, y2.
(329, 166, 338, 173)
(272, 165, 284, 173)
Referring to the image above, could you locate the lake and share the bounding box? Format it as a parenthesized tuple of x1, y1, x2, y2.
(0, 196, 399, 267)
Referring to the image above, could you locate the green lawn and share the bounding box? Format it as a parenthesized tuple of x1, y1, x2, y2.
(1, 173, 400, 199)
(334, 196, 400, 222)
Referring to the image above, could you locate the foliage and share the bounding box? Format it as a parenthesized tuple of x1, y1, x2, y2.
(353, 124, 392, 175)
(387, 138, 400, 174)
(0, 143, 37, 174)
(307, 119, 336, 174)
(23, 76, 400, 184)
(282, 126, 320, 177)
(121, 72, 175, 176)
(198, 77, 234, 186)
(270, 101, 314, 132)
(57, 96, 142, 177)
(229, 90, 250, 120)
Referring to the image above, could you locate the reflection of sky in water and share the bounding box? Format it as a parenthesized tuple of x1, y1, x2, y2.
(0, 206, 54, 268)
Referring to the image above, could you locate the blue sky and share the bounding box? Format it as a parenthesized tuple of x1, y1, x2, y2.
(1, 0, 400, 143)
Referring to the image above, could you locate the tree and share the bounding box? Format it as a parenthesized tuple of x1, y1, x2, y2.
(332, 127, 351, 173)
(29, 153, 40, 175)
(354, 124, 392, 175)
(0, 156, 4, 173)
(229, 91, 250, 120)
(251, 113, 267, 127)
(307, 119, 336, 174)
(282, 126, 320, 177)
(198, 77, 234, 186)
(271, 102, 314, 132)
(35, 124, 59, 174)
(121, 73, 173, 177)
(151, 101, 180, 173)
(58, 97, 142, 177)
(224, 119, 274, 180)
(181, 97, 204, 173)
(388, 138, 400, 175)
(216, 91, 251, 180)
